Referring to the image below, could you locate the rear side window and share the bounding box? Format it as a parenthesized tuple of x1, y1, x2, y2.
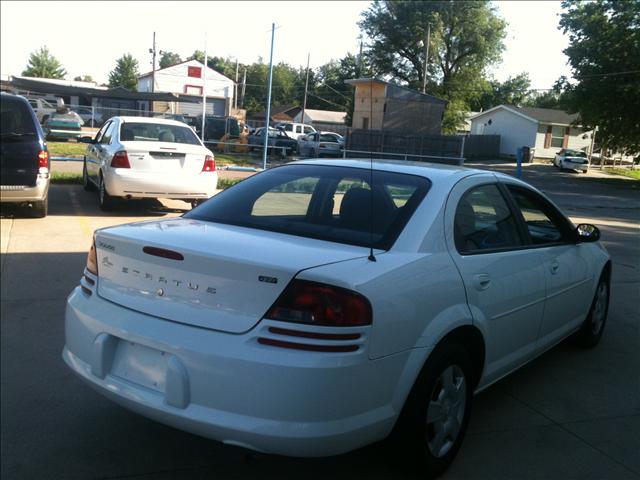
(454, 184, 523, 254)
(0, 97, 38, 136)
(186, 164, 431, 250)
(120, 122, 201, 145)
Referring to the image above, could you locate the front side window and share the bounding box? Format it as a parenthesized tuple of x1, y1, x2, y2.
(454, 184, 523, 253)
(120, 122, 201, 145)
(507, 186, 568, 245)
(186, 164, 431, 250)
(304, 126, 314, 133)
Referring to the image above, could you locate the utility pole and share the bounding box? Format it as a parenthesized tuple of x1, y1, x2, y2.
(262, 23, 276, 170)
(241, 67, 247, 108)
(588, 126, 598, 169)
(149, 31, 157, 93)
(422, 23, 430, 94)
(234, 59, 239, 110)
(301, 53, 310, 127)
(357, 34, 363, 76)
(201, 34, 208, 142)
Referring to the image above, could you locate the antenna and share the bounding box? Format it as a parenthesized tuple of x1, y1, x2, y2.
(368, 77, 376, 262)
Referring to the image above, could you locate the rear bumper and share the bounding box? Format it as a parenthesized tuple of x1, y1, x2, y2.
(104, 170, 218, 199)
(63, 284, 419, 456)
(0, 175, 49, 203)
(563, 159, 588, 171)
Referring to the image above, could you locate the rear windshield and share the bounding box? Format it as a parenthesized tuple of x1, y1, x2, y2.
(565, 149, 587, 157)
(1, 96, 38, 137)
(186, 164, 431, 250)
(120, 122, 201, 145)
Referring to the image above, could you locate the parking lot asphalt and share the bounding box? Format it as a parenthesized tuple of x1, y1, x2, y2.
(1, 162, 639, 480)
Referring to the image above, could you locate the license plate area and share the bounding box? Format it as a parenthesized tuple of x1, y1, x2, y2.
(110, 341, 169, 392)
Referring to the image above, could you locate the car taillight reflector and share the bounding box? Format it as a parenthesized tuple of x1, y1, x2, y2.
(111, 151, 130, 168)
(86, 239, 98, 275)
(264, 280, 372, 327)
(257, 337, 358, 352)
(202, 155, 216, 172)
(38, 150, 49, 168)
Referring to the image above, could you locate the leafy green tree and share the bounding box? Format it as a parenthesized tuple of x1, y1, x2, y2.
(159, 51, 182, 69)
(108, 54, 139, 91)
(524, 80, 568, 110)
(359, 0, 507, 132)
(22, 46, 66, 79)
(475, 73, 532, 111)
(558, 0, 640, 153)
(73, 75, 94, 82)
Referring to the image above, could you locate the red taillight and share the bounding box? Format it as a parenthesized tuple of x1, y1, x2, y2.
(111, 151, 130, 168)
(202, 155, 216, 172)
(37, 150, 49, 168)
(86, 239, 98, 275)
(264, 280, 372, 327)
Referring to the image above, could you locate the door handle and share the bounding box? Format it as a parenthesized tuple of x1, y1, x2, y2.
(550, 260, 560, 274)
(473, 273, 491, 291)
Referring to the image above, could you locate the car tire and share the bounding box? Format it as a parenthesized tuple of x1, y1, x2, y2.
(573, 270, 610, 348)
(32, 195, 48, 218)
(82, 159, 95, 191)
(98, 174, 117, 211)
(390, 341, 474, 478)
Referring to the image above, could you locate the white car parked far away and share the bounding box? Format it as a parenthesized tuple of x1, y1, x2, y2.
(82, 117, 218, 209)
(553, 148, 589, 173)
(64, 160, 610, 478)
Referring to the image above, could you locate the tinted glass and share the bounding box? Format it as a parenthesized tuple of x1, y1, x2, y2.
(0, 97, 37, 137)
(186, 164, 431, 250)
(304, 126, 314, 133)
(455, 184, 523, 253)
(120, 122, 201, 145)
(507, 186, 567, 245)
(320, 134, 339, 142)
(100, 121, 116, 144)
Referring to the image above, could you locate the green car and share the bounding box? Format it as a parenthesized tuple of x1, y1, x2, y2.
(44, 111, 83, 141)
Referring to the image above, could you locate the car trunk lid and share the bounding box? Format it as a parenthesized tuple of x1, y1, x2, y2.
(121, 141, 207, 175)
(95, 218, 366, 333)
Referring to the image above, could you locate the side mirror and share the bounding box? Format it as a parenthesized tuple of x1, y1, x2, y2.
(575, 223, 600, 243)
(79, 136, 94, 144)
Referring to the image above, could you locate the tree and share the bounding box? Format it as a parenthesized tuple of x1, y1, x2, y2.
(559, 0, 640, 153)
(359, 0, 506, 132)
(73, 75, 94, 82)
(476, 73, 532, 111)
(108, 54, 139, 91)
(22, 46, 66, 79)
(159, 51, 182, 69)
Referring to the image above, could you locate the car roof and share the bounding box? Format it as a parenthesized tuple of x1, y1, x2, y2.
(116, 116, 191, 127)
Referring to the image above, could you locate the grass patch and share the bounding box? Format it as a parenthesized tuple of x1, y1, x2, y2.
(218, 178, 244, 189)
(47, 141, 87, 157)
(51, 172, 83, 184)
(606, 168, 640, 180)
(214, 153, 256, 167)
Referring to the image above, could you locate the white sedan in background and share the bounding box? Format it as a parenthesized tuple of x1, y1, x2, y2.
(82, 117, 218, 209)
(298, 131, 344, 157)
(553, 148, 589, 173)
(64, 160, 610, 478)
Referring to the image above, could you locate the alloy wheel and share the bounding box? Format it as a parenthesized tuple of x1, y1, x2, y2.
(591, 282, 608, 335)
(425, 365, 467, 458)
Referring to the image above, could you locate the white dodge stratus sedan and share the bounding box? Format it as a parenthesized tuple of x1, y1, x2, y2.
(63, 160, 610, 477)
(81, 116, 218, 210)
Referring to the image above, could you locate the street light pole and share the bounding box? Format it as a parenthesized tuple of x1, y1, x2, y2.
(262, 23, 276, 170)
(301, 53, 310, 126)
(150, 31, 157, 93)
(422, 23, 430, 94)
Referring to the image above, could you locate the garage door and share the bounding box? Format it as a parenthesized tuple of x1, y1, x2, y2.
(178, 98, 226, 116)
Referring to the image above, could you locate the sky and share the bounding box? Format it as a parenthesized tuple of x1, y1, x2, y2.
(0, 1, 571, 90)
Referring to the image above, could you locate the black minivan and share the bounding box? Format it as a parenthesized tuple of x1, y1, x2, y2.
(0, 93, 50, 217)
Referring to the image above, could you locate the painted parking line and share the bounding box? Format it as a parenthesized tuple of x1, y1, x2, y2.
(68, 188, 93, 237)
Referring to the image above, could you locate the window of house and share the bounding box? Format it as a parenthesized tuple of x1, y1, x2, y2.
(362, 117, 369, 129)
(550, 126, 565, 148)
(188, 66, 202, 78)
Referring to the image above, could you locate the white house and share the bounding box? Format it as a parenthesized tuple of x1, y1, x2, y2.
(137, 60, 234, 116)
(470, 105, 594, 159)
